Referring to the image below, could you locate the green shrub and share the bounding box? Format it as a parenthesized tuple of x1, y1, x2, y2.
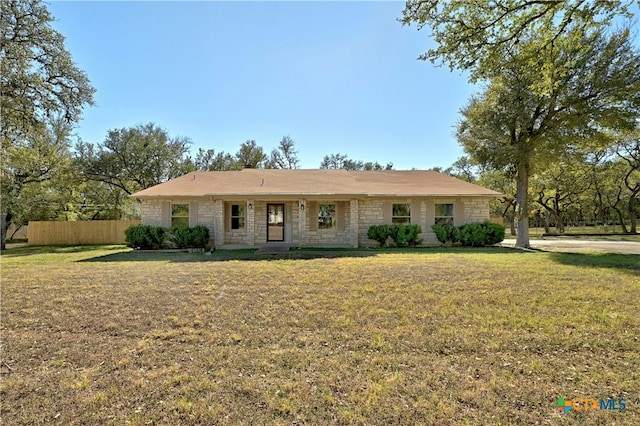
(367, 224, 390, 246)
(483, 221, 506, 245)
(189, 225, 211, 248)
(433, 222, 505, 247)
(389, 224, 423, 247)
(167, 225, 191, 249)
(168, 225, 210, 249)
(431, 224, 457, 244)
(125, 225, 166, 250)
(455, 223, 486, 247)
(368, 224, 423, 247)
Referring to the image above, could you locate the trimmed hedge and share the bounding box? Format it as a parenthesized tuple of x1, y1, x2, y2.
(431, 222, 505, 246)
(125, 224, 210, 250)
(124, 225, 166, 250)
(389, 224, 423, 247)
(367, 224, 391, 246)
(367, 224, 423, 247)
(167, 225, 210, 249)
(431, 223, 457, 245)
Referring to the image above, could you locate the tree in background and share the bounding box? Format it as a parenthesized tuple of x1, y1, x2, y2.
(402, 1, 639, 247)
(320, 153, 393, 171)
(2, 120, 80, 234)
(266, 136, 300, 169)
(456, 27, 640, 246)
(531, 160, 592, 234)
(616, 132, 640, 233)
(235, 140, 267, 169)
(595, 156, 637, 234)
(192, 148, 240, 171)
(433, 156, 479, 183)
(1, 0, 95, 249)
(477, 170, 518, 235)
(75, 123, 193, 195)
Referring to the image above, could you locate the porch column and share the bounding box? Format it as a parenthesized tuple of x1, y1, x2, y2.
(213, 200, 224, 248)
(298, 199, 307, 245)
(246, 200, 255, 246)
(350, 199, 359, 248)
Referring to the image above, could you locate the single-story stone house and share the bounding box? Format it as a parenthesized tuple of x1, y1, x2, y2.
(131, 169, 501, 248)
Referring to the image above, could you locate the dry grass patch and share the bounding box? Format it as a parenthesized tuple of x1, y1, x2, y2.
(1, 246, 638, 425)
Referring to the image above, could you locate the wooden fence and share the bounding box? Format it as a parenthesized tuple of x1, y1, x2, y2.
(27, 220, 141, 246)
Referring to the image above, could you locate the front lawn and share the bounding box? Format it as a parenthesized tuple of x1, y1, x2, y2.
(1, 246, 638, 425)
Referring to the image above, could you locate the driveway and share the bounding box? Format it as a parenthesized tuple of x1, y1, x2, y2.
(500, 238, 639, 255)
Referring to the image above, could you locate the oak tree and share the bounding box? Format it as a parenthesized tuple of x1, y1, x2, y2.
(1, 0, 95, 249)
(75, 123, 193, 195)
(266, 136, 300, 169)
(402, 0, 639, 247)
(456, 27, 640, 247)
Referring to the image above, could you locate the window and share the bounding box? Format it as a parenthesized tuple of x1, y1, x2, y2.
(392, 203, 411, 224)
(435, 203, 454, 226)
(171, 204, 189, 227)
(231, 204, 245, 229)
(318, 204, 336, 229)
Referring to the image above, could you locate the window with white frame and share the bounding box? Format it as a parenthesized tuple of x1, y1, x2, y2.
(392, 203, 411, 224)
(435, 203, 454, 225)
(231, 204, 245, 229)
(171, 204, 189, 227)
(318, 204, 336, 229)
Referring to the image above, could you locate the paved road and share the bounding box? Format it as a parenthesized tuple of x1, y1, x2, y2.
(500, 238, 639, 255)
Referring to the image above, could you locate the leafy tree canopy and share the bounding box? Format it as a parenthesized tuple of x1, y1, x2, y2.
(1, 0, 95, 142)
(191, 148, 239, 171)
(235, 140, 267, 169)
(75, 123, 193, 195)
(1, 0, 95, 249)
(266, 136, 300, 169)
(400, 0, 633, 83)
(456, 26, 640, 245)
(320, 153, 393, 171)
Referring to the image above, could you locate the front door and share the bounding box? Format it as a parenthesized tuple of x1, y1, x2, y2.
(267, 204, 285, 242)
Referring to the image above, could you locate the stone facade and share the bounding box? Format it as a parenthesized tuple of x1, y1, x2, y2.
(140, 200, 165, 227)
(138, 196, 493, 248)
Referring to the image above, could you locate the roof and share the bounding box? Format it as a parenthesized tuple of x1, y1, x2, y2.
(131, 169, 502, 199)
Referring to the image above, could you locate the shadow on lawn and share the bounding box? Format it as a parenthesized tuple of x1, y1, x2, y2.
(547, 252, 640, 274)
(79, 247, 640, 274)
(7, 245, 636, 273)
(1, 244, 125, 258)
(80, 249, 380, 263)
(79, 246, 520, 263)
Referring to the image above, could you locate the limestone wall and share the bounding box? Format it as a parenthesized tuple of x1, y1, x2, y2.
(139, 196, 494, 248)
(140, 200, 164, 227)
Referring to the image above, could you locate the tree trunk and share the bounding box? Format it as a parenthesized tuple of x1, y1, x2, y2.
(538, 210, 550, 233)
(555, 212, 565, 233)
(630, 192, 638, 234)
(515, 160, 530, 248)
(551, 196, 564, 233)
(502, 200, 517, 235)
(612, 207, 629, 234)
(9, 224, 23, 240)
(1, 212, 12, 251)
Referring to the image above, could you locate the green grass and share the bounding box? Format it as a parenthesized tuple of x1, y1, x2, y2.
(1, 246, 638, 425)
(503, 226, 640, 240)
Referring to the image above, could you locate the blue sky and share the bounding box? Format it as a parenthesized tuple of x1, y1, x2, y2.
(48, 0, 477, 170)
